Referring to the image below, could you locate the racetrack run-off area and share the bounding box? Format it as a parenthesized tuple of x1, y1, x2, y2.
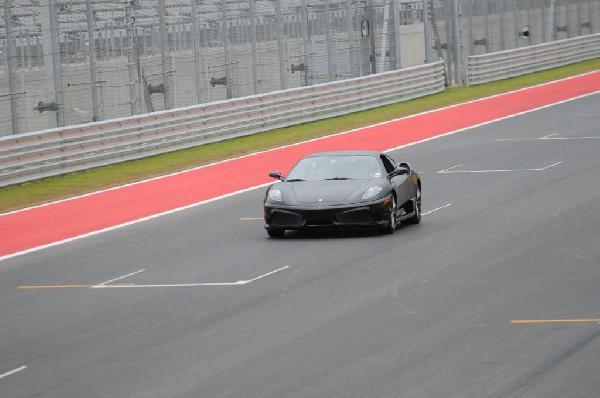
(2, 70, 600, 260)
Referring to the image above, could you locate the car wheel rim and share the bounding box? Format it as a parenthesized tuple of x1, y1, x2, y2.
(416, 187, 421, 216)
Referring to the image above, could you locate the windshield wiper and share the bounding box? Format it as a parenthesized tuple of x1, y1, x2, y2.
(286, 178, 305, 182)
(325, 177, 354, 180)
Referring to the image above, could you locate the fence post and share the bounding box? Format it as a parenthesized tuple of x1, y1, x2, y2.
(125, 0, 138, 115)
(40, 0, 64, 127)
(392, 0, 402, 69)
(275, 0, 287, 90)
(452, 0, 465, 85)
(325, 0, 334, 81)
(86, 0, 99, 121)
(249, 0, 261, 94)
(4, 0, 19, 134)
(221, 0, 233, 99)
(423, 0, 434, 63)
(158, 0, 172, 108)
(346, 0, 356, 77)
(367, 0, 377, 74)
(190, 0, 204, 103)
(301, 0, 311, 85)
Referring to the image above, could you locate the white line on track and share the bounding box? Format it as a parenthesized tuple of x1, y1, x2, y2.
(93, 269, 146, 287)
(0, 366, 27, 381)
(438, 165, 463, 173)
(541, 134, 600, 140)
(423, 204, 452, 215)
(437, 161, 562, 174)
(91, 266, 290, 289)
(496, 133, 600, 141)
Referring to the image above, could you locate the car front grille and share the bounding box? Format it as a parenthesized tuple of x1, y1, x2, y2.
(270, 211, 303, 227)
(336, 209, 374, 224)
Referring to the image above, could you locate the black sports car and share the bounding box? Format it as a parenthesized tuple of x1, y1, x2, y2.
(264, 151, 421, 237)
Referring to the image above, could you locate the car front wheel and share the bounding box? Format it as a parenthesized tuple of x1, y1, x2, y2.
(380, 196, 397, 235)
(405, 185, 421, 225)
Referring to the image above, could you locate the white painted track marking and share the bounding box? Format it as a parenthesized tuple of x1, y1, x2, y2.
(93, 269, 146, 287)
(437, 161, 563, 174)
(0, 366, 27, 381)
(92, 266, 290, 289)
(423, 204, 452, 215)
(496, 133, 600, 141)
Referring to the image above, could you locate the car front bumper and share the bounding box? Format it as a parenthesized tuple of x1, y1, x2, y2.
(264, 196, 393, 230)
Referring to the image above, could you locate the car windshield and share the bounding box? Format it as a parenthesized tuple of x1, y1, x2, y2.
(286, 155, 384, 181)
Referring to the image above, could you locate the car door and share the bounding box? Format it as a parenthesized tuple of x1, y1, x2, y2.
(381, 155, 410, 206)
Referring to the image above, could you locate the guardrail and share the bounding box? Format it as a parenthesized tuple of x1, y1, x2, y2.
(466, 33, 600, 86)
(0, 61, 445, 188)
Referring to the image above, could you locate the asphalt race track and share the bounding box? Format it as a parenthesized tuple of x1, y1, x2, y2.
(1, 92, 600, 397)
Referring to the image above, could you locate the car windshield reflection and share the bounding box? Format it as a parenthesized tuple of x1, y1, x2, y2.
(286, 156, 384, 181)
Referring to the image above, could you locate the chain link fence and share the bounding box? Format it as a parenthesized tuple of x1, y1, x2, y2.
(1, 0, 599, 136)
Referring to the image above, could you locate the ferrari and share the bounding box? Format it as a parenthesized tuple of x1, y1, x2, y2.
(264, 151, 421, 237)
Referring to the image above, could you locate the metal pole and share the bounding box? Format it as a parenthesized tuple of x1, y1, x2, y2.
(221, 0, 233, 99)
(346, 0, 355, 77)
(275, 0, 287, 90)
(367, 0, 377, 74)
(445, 1, 454, 83)
(548, 0, 556, 41)
(514, 0, 520, 48)
(452, 0, 464, 85)
(423, 0, 433, 63)
(158, 0, 172, 108)
(378, 0, 391, 73)
(301, 0, 310, 85)
(249, 0, 260, 93)
(86, 0, 99, 121)
(577, 0, 582, 36)
(4, 0, 20, 134)
(483, 0, 490, 52)
(588, 0, 594, 34)
(392, 0, 402, 69)
(125, 0, 138, 115)
(40, 0, 64, 127)
(499, 0, 506, 50)
(325, 0, 334, 81)
(50, 0, 63, 126)
(467, 0, 473, 55)
(190, 0, 204, 102)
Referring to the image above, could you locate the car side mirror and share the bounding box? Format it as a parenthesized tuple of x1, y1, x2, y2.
(396, 166, 409, 175)
(269, 171, 284, 181)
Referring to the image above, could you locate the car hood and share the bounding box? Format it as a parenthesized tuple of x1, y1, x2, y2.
(290, 180, 378, 204)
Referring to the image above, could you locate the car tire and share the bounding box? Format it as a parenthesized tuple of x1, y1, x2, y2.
(405, 185, 421, 225)
(267, 228, 285, 238)
(380, 196, 397, 235)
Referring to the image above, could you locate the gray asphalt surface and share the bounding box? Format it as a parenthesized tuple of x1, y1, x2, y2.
(1, 93, 599, 398)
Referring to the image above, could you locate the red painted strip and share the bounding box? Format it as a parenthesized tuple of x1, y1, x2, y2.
(2, 71, 600, 258)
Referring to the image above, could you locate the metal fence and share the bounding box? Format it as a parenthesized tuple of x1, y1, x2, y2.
(1, 0, 599, 137)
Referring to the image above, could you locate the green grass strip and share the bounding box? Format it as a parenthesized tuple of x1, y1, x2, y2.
(1, 59, 599, 214)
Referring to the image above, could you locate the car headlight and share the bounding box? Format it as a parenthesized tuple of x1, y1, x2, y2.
(268, 188, 283, 202)
(362, 186, 383, 200)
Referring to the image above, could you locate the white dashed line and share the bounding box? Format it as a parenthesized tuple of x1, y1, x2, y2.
(0, 366, 27, 381)
(423, 204, 452, 215)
